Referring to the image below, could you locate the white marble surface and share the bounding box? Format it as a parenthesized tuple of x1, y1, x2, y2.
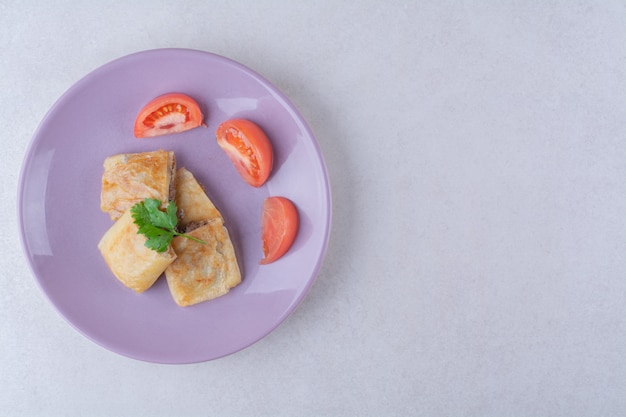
(2, 1, 626, 415)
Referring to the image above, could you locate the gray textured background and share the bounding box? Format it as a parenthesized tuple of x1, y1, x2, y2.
(2, 1, 625, 416)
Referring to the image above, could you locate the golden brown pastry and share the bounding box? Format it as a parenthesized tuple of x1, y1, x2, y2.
(97, 209, 177, 293)
(165, 221, 241, 306)
(165, 167, 241, 306)
(100, 150, 175, 220)
(174, 167, 222, 227)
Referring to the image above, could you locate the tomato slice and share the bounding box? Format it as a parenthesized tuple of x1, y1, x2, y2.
(260, 197, 299, 264)
(134, 93, 204, 138)
(216, 119, 273, 187)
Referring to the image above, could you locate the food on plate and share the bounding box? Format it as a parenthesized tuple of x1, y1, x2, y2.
(131, 198, 206, 254)
(100, 150, 176, 220)
(165, 221, 241, 306)
(97, 91, 300, 303)
(98, 209, 177, 293)
(174, 167, 222, 228)
(134, 93, 204, 138)
(98, 159, 241, 305)
(260, 196, 299, 264)
(165, 168, 241, 306)
(216, 118, 273, 187)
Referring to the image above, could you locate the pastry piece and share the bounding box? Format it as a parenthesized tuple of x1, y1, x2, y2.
(101, 150, 176, 220)
(165, 221, 241, 306)
(174, 167, 222, 228)
(165, 168, 241, 306)
(98, 209, 177, 293)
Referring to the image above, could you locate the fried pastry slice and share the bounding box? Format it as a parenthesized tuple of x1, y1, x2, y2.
(165, 167, 241, 306)
(174, 167, 222, 227)
(98, 209, 177, 293)
(165, 221, 241, 306)
(101, 150, 176, 220)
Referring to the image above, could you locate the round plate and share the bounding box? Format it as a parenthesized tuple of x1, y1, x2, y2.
(17, 49, 331, 363)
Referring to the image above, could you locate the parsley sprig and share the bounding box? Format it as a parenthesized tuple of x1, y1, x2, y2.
(131, 198, 206, 253)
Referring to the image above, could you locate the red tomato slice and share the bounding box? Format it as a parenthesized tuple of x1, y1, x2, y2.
(260, 196, 299, 264)
(134, 93, 204, 138)
(216, 119, 273, 187)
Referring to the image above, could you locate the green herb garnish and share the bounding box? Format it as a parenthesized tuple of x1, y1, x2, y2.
(131, 198, 206, 253)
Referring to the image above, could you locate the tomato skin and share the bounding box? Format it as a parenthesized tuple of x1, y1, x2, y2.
(215, 119, 273, 187)
(134, 93, 204, 138)
(260, 197, 299, 264)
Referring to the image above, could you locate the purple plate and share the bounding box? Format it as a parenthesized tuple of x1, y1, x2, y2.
(17, 49, 331, 363)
